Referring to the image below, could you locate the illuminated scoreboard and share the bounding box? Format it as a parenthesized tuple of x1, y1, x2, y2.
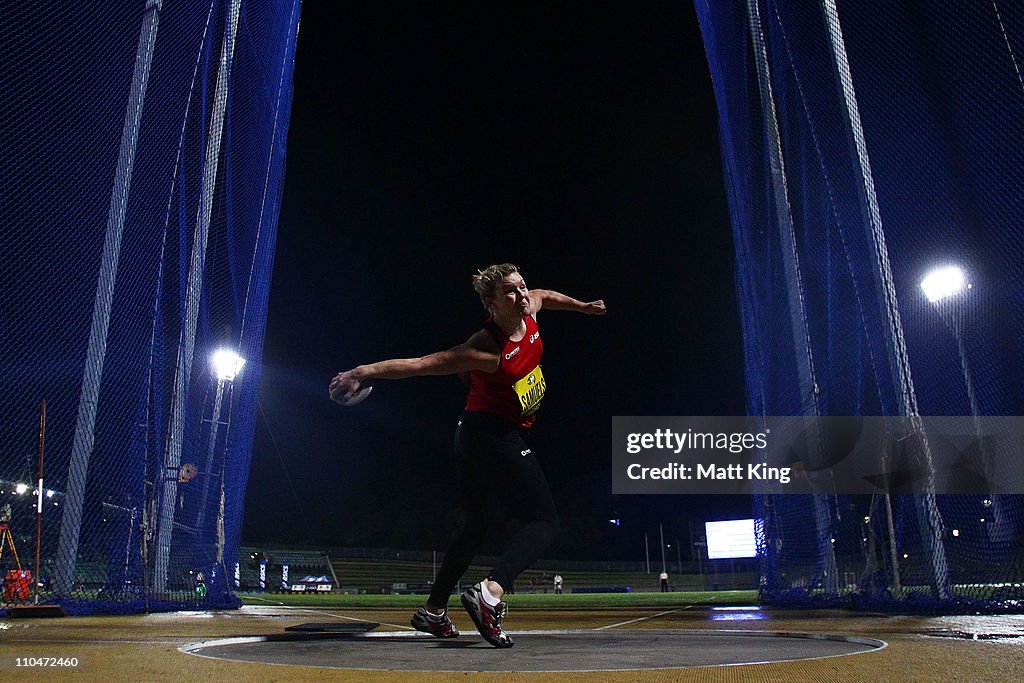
(705, 519, 759, 559)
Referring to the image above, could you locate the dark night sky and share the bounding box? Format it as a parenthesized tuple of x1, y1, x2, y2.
(243, 2, 752, 560)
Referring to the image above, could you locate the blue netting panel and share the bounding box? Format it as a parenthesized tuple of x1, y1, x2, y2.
(0, 0, 300, 615)
(697, 0, 1024, 613)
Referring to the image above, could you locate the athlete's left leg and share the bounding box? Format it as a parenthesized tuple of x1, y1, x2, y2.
(486, 431, 559, 592)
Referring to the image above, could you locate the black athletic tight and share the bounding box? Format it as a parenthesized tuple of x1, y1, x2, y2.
(428, 410, 559, 607)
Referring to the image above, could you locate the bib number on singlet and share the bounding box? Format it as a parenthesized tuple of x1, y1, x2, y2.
(513, 365, 546, 416)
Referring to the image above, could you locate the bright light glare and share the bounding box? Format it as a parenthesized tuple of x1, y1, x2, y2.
(211, 349, 246, 381)
(920, 266, 966, 303)
(711, 612, 767, 622)
(15, 483, 28, 495)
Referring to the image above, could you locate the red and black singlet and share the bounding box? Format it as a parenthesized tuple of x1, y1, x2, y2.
(464, 315, 546, 429)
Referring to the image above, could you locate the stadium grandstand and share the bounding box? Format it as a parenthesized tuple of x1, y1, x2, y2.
(235, 545, 758, 595)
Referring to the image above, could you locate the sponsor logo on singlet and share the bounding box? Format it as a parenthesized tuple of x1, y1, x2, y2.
(505, 346, 521, 360)
(513, 365, 546, 416)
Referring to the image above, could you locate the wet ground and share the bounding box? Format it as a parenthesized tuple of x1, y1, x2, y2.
(2, 603, 1022, 681)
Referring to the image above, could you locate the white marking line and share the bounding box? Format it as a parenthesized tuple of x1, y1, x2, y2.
(179, 629, 888, 673)
(241, 603, 413, 630)
(289, 607, 413, 631)
(16, 638, 189, 645)
(595, 605, 693, 631)
(180, 636, 266, 653)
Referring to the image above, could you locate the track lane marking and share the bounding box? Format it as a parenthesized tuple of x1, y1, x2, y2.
(287, 606, 413, 630)
(594, 605, 693, 630)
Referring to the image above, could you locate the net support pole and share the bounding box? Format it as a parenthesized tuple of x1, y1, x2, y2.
(54, 0, 163, 597)
(820, 0, 949, 599)
(153, 0, 242, 595)
(34, 400, 46, 604)
(746, 0, 838, 595)
(744, 0, 819, 409)
(220, 0, 302, 586)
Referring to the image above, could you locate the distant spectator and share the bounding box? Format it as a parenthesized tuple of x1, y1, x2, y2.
(660, 570, 669, 592)
(553, 574, 563, 594)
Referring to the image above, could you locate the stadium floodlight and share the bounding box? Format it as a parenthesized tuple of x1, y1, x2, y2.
(211, 349, 246, 381)
(920, 265, 967, 303)
(15, 483, 28, 495)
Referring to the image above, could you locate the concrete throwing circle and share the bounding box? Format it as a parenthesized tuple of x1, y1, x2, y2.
(181, 629, 886, 672)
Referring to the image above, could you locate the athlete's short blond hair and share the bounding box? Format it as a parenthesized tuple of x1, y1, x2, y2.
(472, 263, 519, 309)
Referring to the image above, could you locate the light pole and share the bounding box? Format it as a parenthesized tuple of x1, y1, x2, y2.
(196, 350, 245, 532)
(689, 521, 705, 590)
(659, 523, 666, 573)
(920, 266, 979, 417)
(921, 265, 1001, 541)
(206, 350, 244, 579)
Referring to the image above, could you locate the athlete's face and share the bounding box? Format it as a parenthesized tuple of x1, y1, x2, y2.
(490, 272, 530, 319)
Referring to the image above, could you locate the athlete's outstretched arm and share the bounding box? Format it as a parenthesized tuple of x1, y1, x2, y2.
(529, 289, 606, 316)
(329, 329, 499, 404)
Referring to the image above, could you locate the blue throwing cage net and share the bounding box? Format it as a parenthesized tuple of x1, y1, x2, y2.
(697, 0, 1024, 612)
(0, 0, 300, 614)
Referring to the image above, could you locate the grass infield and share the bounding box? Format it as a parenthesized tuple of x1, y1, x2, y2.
(239, 589, 759, 609)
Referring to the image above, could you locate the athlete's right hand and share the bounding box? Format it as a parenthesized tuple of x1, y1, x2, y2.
(329, 369, 361, 404)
